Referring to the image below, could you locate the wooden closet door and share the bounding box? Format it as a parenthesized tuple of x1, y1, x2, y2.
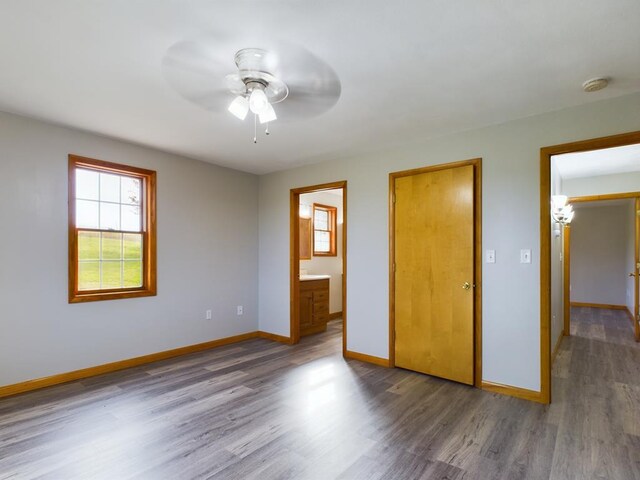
(394, 164, 475, 385)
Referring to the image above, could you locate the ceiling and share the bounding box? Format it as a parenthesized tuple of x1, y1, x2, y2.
(1, 1, 639, 175)
(554, 143, 640, 179)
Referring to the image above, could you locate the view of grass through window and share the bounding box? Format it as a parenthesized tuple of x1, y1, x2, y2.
(75, 168, 143, 291)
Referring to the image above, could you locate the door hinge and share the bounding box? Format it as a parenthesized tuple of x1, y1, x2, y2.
(392, 194, 396, 204)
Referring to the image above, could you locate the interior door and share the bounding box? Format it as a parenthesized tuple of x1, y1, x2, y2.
(394, 164, 475, 384)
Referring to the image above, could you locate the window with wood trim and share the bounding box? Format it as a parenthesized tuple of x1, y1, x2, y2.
(68, 155, 156, 303)
(313, 203, 337, 256)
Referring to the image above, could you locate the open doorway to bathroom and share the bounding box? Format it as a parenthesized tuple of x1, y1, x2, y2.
(290, 181, 346, 354)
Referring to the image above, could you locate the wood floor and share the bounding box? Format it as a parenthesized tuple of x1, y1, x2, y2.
(1, 310, 639, 480)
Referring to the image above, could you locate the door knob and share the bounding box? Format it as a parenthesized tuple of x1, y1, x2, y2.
(630, 273, 636, 277)
(462, 282, 471, 290)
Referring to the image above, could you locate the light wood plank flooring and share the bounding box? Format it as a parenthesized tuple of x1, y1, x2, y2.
(1, 311, 639, 479)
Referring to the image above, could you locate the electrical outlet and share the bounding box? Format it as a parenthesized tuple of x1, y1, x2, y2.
(205, 309, 212, 320)
(237, 305, 243, 316)
(520, 249, 532, 264)
(486, 250, 495, 264)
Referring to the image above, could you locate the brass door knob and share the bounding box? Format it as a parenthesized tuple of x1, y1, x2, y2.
(630, 273, 636, 277)
(462, 282, 471, 290)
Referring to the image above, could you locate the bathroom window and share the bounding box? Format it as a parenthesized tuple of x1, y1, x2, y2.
(313, 203, 337, 256)
(68, 154, 157, 303)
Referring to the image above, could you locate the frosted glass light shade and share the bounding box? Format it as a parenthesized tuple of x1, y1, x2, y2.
(551, 195, 568, 210)
(228, 96, 249, 120)
(249, 88, 269, 114)
(299, 204, 312, 218)
(259, 103, 277, 124)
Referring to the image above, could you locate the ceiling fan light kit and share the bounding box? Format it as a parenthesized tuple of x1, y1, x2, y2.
(224, 48, 290, 142)
(162, 36, 341, 144)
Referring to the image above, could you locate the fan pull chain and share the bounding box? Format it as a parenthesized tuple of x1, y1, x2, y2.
(265, 123, 270, 136)
(253, 114, 257, 144)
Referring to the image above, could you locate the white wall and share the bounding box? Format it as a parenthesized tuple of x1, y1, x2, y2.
(626, 201, 636, 314)
(550, 162, 565, 345)
(563, 171, 640, 197)
(0, 111, 259, 386)
(570, 205, 629, 305)
(258, 92, 640, 392)
(300, 191, 343, 314)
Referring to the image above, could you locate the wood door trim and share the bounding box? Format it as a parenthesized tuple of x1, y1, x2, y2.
(388, 158, 482, 387)
(540, 129, 640, 404)
(290, 181, 347, 353)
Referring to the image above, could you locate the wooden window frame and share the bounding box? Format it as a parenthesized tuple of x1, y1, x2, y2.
(313, 203, 337, 256)
(68, 154, 157, 303)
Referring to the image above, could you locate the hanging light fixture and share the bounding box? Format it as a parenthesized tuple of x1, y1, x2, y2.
(551, 195, 575, 225)
(224, 49, 287, 143)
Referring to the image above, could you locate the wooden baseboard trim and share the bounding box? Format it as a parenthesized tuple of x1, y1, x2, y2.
(0, 331, 263, 399)
(328, 312, 343, 321)
(552, 330, 564, 365)
(570, 302, 627, 310)
(481, 380, 546, 404)
(344, 350, 390, 367)
(625, 307, 635, 325)
(257, 331, 291, 344)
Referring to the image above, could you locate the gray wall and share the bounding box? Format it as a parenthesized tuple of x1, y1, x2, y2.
(550, 161, 565, 346)
(570, 205, 629, 305)
(258, 92, 640, 392)
(626, 201, 636, 313)
(0, 111, 259, 386)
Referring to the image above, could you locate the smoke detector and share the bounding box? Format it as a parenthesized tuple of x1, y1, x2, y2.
(582, 77, 609, 93)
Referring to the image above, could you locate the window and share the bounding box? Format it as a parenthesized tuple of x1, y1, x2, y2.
(68, 155, 156, 303)
(313, 203, 337, 256)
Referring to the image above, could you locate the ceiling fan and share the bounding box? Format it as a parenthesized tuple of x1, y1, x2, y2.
(162, 34, 341, 143)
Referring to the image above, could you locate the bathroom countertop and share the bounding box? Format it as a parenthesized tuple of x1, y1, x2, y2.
(300, 274, 330, 281)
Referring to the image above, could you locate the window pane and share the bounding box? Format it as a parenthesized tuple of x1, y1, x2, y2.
(314, 210, 328, 230)
(78, 231, 99, 260)
(78, 262, 100, 291)
(315, 230, 330, 252)
(76, 169, 99, 200)
(100, 173, 120, 203)
(123, 260, 142, 288)
(76, 200, 99, 229)
(100, 202, 120, 230)
(123, 233, 142, 259)
(121, 205, 141, 232)
(121, 177, 141, 205)
(101, 232, 122, 260)
(101, 261, 122, 289)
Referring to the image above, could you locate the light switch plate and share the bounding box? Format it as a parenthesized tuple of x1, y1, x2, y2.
(486, 250, 496, 263)
(520, 249, 532, 264)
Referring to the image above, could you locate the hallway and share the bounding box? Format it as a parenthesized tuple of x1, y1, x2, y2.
(549, 306, 640, 478)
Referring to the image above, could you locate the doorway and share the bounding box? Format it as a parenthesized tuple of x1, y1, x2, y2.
(540, 130, 640, 404)
(389, 159, 482, 386)
(290, 181, 347, 353)
(561, 197, 639, 339)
